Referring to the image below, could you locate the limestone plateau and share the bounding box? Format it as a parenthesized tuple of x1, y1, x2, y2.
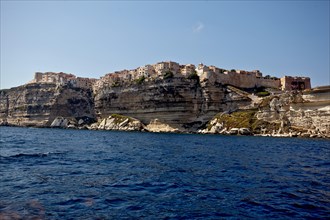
(0, 61, 329, 138)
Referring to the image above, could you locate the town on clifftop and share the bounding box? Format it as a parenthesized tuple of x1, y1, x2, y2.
(1, 60, 329, 138)
(28, 61, 311, 91)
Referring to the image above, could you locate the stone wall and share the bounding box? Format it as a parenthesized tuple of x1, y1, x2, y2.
(199, 71, 280, 89)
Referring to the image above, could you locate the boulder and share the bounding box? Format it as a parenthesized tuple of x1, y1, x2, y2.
(50, 117, 68, 128)
(98, 119, 107, 130)
(119, 118, 129, 127)
(78, 119, 84, 125)
(67, 124, 76, 129)
(229, 128, 239, 135)
(239, 128, 251, 135)
(96, 114, 145, 131)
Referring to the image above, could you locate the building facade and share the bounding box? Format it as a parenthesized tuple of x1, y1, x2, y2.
(280, 76, 311, 91)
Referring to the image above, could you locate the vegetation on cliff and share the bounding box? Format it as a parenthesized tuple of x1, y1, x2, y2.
(110, 113, 133, 124)
(187, 72, 199, 80)
(206, 110, 280, 134)
(135, 76, 145, 84)
(163, 71, 174, 79)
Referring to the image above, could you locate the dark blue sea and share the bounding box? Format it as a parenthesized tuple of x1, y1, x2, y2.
(0, 126, 329, 219)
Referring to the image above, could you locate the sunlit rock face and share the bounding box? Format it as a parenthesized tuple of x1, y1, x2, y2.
(255, 88, 330, 137)
(93, 78, 251, 131)
(0, 83, 95, 127)
(0, 77, 251, 130)
(2, 75, 328, 137)
(289, 88, 330, 136)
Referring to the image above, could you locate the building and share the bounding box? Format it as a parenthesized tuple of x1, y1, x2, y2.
(196, 63, 210, 76)
(280, 76, 311, 91)
(154, 61, 180, 75)
(30, 62, 312, 92)
(251, 70, 263, 78)
(180, 64, 196, 76)
(73, 77, 97, 88)
(137, 65, 155, 78)
(31, 72, 95, 89)
(32, 72, 76, 84)
(208, 65, 226, 74)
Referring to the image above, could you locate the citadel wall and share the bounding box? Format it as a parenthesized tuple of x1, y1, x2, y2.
(200, 70, 280, 89)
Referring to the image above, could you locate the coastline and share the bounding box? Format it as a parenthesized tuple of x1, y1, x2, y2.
(1, 123, 328, 139)
(1, 70, 329, 139)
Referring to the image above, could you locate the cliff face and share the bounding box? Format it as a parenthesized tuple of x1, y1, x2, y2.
(0, 83, 95, 127)
(0, 77, 250, 130)
(255, 90, 330, 136)
(93, 77, 251, 130)
(201, 88, 330, 138)
(1, 75, 328, 138)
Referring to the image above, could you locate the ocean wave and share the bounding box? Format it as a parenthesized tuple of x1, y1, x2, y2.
(0, 152, 65, 159)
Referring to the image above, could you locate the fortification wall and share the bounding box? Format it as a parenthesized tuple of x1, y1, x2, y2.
(257, 78, 281, 88)
(201, 72, 280, 89)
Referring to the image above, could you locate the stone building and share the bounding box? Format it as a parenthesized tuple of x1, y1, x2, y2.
(154, 61, 180, 75)
(137, 65, 155, 78)
(208, 65, 226, 74)
(180, 64, 196, 76)
(196, 63, 210, 76)
(31, 72, 95, 89)
(30, 62, 312, 92)
(32, 72, 76, 84)
(280, 76, 311, 91)
(70, 77, 97, 89)
(116, 70, 131, 81)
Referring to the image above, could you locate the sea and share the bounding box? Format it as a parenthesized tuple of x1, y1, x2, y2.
(0, 126, 329, 219)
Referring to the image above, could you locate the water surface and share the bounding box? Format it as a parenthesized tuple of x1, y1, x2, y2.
(0, 127, 329, 219)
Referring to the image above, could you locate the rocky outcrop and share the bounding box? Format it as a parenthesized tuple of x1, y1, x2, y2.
(0, 83, 95, 127)
(49, 116, 92, 129)
(255, 89, 330, 138)
(199, 110, 270, 135)
(92, 114, 145, 131)
(50, 117, 69, 128)
(145, 119, 181, 133)
(202, 87, 330, 138)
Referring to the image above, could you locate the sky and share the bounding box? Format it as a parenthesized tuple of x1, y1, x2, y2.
(1, 0, 329, 89)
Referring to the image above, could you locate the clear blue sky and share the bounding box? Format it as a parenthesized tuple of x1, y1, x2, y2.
(1, 0, 329, 89)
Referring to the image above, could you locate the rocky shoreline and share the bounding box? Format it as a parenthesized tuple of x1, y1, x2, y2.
(1, 77, 329, 139)
(1, 122, 328, 139)
(1, 110, 328, 139)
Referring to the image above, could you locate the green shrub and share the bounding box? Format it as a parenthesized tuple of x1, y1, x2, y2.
(188, 72, 199, 80)
(164, 71, 174, 79)
(110, 114, 132, 124)
(135, 76, 145, 84)
(112, 82, 120, 87)
(213, 110, 257, 129)
(256, 91, 270, 97)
